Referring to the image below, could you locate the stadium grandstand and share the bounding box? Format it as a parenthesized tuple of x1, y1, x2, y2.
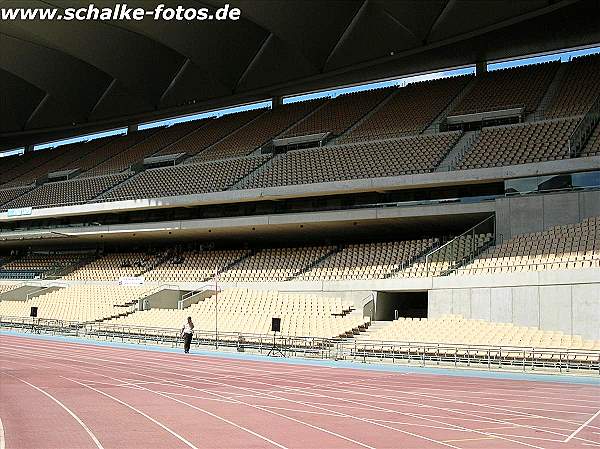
(1, 1, 600, 448)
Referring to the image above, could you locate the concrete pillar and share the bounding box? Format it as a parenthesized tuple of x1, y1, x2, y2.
(127, 124, 138, 134)
(272, 96, 284, 109)
(476, 60, 488, 75)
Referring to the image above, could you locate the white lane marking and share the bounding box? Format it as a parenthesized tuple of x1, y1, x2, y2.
(565, 409, 600, 443)
(1, 372, 104, 449)
(4, 346, 375, 449)
(63, 377, 199, 449)
(0, 417, 6, 449)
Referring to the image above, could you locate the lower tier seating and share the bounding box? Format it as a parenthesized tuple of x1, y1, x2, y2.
(397, 233, 494, 277)
(1, 252, 87, 273)
(0, 284, 19, 294)
(144, 249, 250, 283)
(458, 217, 599, 274)
(103, 289, 368, 339)
(218, 246, 335, 282)
(300, 240, 437, 281)
(64, 251, 167, 281)
(368, 315, 600, 352)
(0, 285, 152, 323)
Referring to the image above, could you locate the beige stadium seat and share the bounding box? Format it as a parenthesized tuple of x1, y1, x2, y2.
(64, 251, 166, 281)
(366, 314, 600, 354)
(458, 217, 599, 274)
(452, 61, 559, 115)
(283, 87, 394, 138)
(241, 132, 461, 189)
(0, 285, 153, 323)
(342, 76, 471, 142)
(101, 288, 369, 339)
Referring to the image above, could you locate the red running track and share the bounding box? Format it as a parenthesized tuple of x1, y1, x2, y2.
(0, 334, 599, 449)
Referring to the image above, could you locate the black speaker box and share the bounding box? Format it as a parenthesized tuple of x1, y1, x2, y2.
(271, 317, 281, 332)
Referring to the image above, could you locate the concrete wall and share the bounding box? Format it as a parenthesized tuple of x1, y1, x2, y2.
(495, 190, 600, 240)
(428, 283, 600, 340)
(144, 289, 183, 310)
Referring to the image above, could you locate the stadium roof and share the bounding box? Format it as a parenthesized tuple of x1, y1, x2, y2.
(1, 0, 600, 146)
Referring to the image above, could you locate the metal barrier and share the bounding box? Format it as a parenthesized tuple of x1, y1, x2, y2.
(2, 316, 598, 375)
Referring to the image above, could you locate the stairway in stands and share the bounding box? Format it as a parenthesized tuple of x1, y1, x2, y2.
(435, 130, 479, 172)
(353, 320, 393, 340)
(527, 62, 569, 121)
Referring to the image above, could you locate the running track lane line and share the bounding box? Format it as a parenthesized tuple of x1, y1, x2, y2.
(63, 378, 201, 449)
(3, 341, 592, 449)
(3, 346, 458, 449)
(566, 409, 600, 443)
(2, 354, 376, 449)
(1, 371, 105, 449)
(2, 340, 596, 444)
(4, 340, 599, 448)
(0, 417, 5, 449)
(63, 377, 289, 449)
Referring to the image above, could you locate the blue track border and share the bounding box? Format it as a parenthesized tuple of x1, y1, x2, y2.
(2, 329, 599, 385)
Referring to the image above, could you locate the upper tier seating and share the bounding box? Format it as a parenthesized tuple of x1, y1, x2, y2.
(3, 173, 131, 209)
(458, 217, 599, 274)
(581, 121, 600, 157)
(63, 129, 157, 175)
(102, 155, 268, 201)
(300, 240, 437, 281)
(102, 288, 367, 339)
(546, 54, 600, 118)
(144, 249, 250, 283)
(218, 246, 335, 282)
(397, 233, 494, 277)
(5, 137, 118, 186)
(457, 117, 580, 170)
(190, 100, 324, 162)
(342, 76, 471, 142)
(0, 185, 33, 208)
(64, 251, 166, 281)
(451, 62, 559, 115)
(82, 121, 204, 176)
(243, 132, 461, 189)
(368, 315, 600, 351)
(153, 109, 263, 158)
(282, 88, 393, 138)
(0, 285, 152, 322)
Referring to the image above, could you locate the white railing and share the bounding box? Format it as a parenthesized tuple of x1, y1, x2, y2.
(1, 316, 598, 374)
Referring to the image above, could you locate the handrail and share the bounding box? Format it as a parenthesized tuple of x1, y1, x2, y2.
(2, 315, 598, 360)
(420, 215, 495, 276)
(568, 95, 600, 158)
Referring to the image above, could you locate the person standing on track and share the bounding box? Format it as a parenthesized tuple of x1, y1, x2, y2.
(181, 316, 194, 354)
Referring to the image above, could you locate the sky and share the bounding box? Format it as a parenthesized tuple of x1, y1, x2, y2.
(2, 45, 599, 158)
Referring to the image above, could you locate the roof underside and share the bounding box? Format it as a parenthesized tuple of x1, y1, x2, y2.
(1, 0, 599, 147)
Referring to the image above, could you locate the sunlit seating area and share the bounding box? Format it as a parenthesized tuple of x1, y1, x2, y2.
(300, 240, 437, 281)
(0, 285, 152, 323)
(102, 289, 367, 339)
(64, 251, 166, 281)
(218, 246, 335, 282)
(367, 315, 600, 352)
(396, 233, 494, 277)
(457, 217, 600, 274)
(144, 249, 250, 283)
